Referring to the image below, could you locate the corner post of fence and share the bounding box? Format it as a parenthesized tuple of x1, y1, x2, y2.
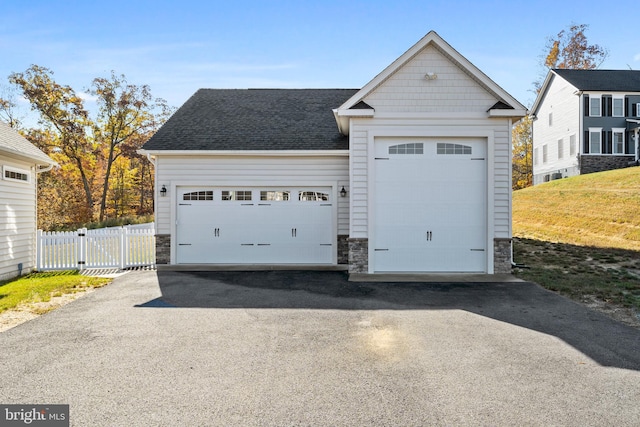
(78, 228, 87, 271)
(36, 229, 43, 270)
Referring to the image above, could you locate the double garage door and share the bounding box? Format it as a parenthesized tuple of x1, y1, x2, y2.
(373, 138, 487, 273)
(176, 187, 333, 264)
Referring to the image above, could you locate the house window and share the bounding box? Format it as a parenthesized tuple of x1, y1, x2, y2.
(557, 139, 563, 159)
(589, 128, 602, 154)
(542, 144, 548, 163)
(260, 191, 290, 201)
(436, 143, 472, 155)
(548, 113, 553, 127)
(569, 135, 576, 156)
(533, 147, 539, 166)
(3, 166, 30, 183)
(222, 190, 252, 201)
(613, 129, 625, 154)
(389, 143, 423, 154)
(613, 97, 624, 117)
(183, 191, 213, 201)
(299, 191, 329, 201)
(590, 96, 601, 116)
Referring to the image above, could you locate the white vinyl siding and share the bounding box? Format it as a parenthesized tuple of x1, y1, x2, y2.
(0, 157, 37, 281)
(531, 75, 580, 180)
(155, 155, 349, 237)
(361, 44, 498, 114)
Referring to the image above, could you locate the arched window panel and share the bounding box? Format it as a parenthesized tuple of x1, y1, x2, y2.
(183, 191, 213, 201)
(436, 143, 472, 155)
(388, 143, 424, 155)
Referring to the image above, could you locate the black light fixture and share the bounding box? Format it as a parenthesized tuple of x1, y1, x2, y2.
(160, 185, 167, 197)
(340, 186, 347, 197)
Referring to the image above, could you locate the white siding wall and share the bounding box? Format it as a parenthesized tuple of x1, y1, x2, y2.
(0, 156, 37, 281)
(155, 154, 349, 235)
(364, 45, 498, 114)
(349, 117, 513, 240)
(533, 75, 580, 177)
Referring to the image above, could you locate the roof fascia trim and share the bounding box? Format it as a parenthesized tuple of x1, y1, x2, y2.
(139, 149, 350, 157)
(0, 146, 56, 167)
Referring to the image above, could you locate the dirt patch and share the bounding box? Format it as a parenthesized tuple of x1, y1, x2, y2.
(513, 237, 640, 330)
(0, 288, 98, 333)
(579, 295, 640, 329)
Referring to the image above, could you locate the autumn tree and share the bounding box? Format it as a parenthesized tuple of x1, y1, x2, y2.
(512, 116, 533, 190)
(8, 65, 170, 228)
(91, 72, 170, 221)
(0, 85, 22, 128)
(544, 23, 608, 70)
(9, 66, 96, 220)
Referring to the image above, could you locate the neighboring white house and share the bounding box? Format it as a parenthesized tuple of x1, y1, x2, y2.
(531, 69, 640, 185)
(140, 31, 526, 275)
(0, 121, 55, 281)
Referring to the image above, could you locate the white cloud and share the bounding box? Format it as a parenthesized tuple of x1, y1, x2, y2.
(634, 53, 640, 62)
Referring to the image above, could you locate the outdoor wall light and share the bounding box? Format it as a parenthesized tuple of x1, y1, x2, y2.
(160, 185, 167, 197)
(340, 186, 347, 197)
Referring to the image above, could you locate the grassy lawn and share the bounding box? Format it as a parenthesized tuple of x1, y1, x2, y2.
(0, 271, 111, 314)
(512, 238, 640, 313)
(513, 167, 640, 325)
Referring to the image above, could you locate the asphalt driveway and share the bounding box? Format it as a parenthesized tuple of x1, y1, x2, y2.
(1, 270, 639, 426)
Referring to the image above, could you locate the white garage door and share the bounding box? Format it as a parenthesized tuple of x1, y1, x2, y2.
(176, 187, 333, 264)
(373, 138, 487, 273)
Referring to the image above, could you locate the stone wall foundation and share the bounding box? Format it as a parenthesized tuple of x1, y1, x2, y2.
(155, 234, 171, 264)
(493, 238, 512, 274)
(348, 238, 368, 274)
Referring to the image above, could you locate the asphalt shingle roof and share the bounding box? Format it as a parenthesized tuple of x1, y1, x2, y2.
(0, 120, 53, 165)
(143, 89, 359, 151)
(553, 69, 640, 92)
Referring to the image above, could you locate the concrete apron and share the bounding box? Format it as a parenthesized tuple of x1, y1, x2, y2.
(156, 264, 520, 283)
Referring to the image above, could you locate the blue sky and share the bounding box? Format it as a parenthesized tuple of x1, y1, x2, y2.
(1, 0, 639, 120)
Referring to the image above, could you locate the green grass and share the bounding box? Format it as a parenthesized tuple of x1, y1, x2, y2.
(513, 167, 640, 317)
(0, 271, 111, 314)
(512, 238, 640, 312)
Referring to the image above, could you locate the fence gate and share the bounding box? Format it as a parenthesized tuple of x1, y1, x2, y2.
(37, 224, 156, 271)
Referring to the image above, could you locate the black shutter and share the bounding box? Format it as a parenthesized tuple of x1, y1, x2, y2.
(584, 95, 590, 116)
(601, 97, 607, 116)
(606, 131, 612, 154)
(584, 131, 590, 153)
(625, 97, 630, 117)
(633, 103, 638, 117)
(606, 96, 613, 117)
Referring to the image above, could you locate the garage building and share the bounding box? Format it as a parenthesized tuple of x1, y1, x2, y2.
(141, 31, 526, 275)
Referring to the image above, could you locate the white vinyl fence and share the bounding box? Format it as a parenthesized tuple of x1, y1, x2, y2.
(37, 223, 156, 271)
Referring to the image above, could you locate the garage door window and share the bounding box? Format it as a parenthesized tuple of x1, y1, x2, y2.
(389, 143, 423, 154)
(260, 191, 291, 201)
(183, 191, 213, 201)
(299, 191, 329, 201)
(222, 190, 252, 201)
(437, 143, 472, 155)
